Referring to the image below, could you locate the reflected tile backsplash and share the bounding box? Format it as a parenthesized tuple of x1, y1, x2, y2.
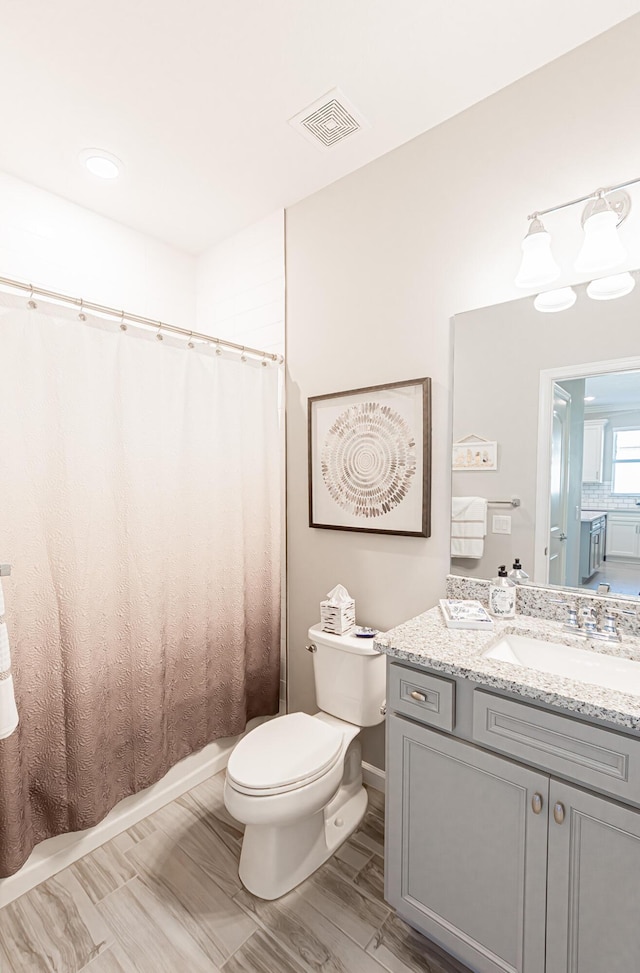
(582, 481, 640, 511)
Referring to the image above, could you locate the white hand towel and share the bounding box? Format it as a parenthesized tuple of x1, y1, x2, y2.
(450, 536, 485, 559)
(0, 579, 4, 616)
(451, 496, 488, 559)
(0, 620, 19, 740)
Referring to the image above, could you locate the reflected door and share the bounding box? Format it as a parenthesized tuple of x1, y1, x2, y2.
(549, 385, 571, 585)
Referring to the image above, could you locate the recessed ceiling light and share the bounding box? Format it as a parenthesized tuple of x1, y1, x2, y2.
(79, 148, 122, 179)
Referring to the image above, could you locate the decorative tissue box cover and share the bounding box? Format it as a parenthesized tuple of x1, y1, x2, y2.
(320, 599, 356, 635)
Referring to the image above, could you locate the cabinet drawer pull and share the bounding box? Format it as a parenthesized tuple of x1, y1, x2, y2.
(531, 793, 543, 814)
(409, 690, 427, 702)
(553, 802, 565, 825)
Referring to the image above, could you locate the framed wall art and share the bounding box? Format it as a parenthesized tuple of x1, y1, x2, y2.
(308, 377, 431, 537)
(452, 434, 498, 471)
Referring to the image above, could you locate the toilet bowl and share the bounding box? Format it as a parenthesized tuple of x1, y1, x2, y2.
(224, 624, 386, 900)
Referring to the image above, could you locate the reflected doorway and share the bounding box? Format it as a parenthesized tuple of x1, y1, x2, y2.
(549, 384, 570, 586)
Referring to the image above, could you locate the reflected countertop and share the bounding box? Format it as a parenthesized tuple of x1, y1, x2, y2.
(375, 606, 640, 732)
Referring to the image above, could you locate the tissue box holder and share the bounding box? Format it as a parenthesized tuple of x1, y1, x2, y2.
(320, 599, 356, 635)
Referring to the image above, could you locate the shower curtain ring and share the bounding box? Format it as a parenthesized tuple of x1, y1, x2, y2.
(27, 284, 37, 310)
(215, 339, 222, 356)
(187, 330, 195, 349)
(261, 352, 268, 367)
(119, 311, 127, 331)
(240, 346, 247, 362)
(156, 322, 164, 342)
(78, 298, 87, 322)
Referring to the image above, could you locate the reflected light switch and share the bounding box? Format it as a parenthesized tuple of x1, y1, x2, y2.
(492, 515, 511, 534)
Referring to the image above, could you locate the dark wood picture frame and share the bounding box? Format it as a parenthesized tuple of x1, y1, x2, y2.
(308, 377, 431, 537)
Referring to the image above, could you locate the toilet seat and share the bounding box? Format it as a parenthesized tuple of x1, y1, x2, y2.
(226, 713, 344, 797)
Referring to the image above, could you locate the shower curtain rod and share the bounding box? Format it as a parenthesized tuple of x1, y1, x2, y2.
(0, 275, 284, 363)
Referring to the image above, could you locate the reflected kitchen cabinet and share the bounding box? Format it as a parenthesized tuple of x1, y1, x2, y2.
(582, 419, 607, 483)
(606, 513, 640, 560)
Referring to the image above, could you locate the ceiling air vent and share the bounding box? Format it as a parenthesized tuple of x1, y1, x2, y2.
(289, 88, 369, 150)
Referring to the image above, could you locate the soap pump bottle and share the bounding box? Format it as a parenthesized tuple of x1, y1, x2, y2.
(508, 558, 530, 585)
(489, 565, 516, 618)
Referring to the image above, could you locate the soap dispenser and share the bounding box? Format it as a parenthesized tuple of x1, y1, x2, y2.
(508, 558, 530, 585)
(489, 565, 516, 618)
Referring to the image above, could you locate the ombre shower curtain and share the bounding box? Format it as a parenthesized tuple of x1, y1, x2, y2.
(0, 298, 281, 877)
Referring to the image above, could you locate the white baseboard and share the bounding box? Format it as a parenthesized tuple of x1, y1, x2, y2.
(362, 761, 386, 793)
(0, 715, 271, 909)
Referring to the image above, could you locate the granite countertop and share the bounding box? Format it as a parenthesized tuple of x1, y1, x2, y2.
(580, 509, 608, 522)
(375, 607, 640, 732)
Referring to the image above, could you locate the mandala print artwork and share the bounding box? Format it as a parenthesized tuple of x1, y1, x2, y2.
(321, 401, 417, 519)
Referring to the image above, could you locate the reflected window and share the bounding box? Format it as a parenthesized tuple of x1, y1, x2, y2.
(612, 429, 640, 493)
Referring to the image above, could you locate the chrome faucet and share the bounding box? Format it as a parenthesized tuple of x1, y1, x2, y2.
(550, 600, 636, 642)
(580, 606, 599, 637)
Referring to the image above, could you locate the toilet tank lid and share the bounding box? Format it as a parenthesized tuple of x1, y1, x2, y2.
(308, 623, 382, 656)
(226, 713, 344, 791)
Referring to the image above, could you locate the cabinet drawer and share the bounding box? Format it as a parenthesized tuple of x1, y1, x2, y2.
(388, 663, 455, 731)
(473, 690, 640, 804)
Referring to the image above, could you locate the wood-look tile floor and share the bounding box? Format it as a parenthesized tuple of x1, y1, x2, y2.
(0, 773, 470, 973)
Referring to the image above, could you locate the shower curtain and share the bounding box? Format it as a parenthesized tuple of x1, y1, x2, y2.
(0, 299, 281, 878)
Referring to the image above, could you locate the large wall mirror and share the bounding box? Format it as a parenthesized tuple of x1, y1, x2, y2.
(451, 271, 640, 599)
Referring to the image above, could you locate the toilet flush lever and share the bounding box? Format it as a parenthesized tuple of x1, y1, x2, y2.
(306, 643, 317, 653)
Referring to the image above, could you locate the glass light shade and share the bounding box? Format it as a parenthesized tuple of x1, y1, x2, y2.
(574, 209, 627, 274)
(534, 287, 577, 313)
(515, 222, 560, 288)
(586, 272, 636, 301)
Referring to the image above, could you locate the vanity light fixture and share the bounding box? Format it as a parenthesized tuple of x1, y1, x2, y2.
(519, 178, 639, 309)
(533, 287, 577, 313)
(79, 148, 122, 180)
(584, 395, 596, 402)
(586, 271, 636, 301)
(515, 217, 560, 288)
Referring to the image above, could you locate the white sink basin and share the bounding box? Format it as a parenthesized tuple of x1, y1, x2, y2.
(483, 633, 640, 696)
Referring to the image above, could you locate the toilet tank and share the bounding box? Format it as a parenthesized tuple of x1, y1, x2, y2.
(307, 623, 386, 727)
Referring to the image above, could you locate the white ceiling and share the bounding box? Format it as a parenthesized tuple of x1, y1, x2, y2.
(1, 1, 639, 253)
(585, 371, 640, 410)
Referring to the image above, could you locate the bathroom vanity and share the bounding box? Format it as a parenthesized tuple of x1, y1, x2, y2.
(377, 595, 640, 973)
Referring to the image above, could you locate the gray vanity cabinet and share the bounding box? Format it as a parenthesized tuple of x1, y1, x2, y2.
(386, 713, 549, 973)
(545, 781, 640, 973)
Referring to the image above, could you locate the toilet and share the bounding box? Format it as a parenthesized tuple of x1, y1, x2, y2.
(224, 623, 386, 900)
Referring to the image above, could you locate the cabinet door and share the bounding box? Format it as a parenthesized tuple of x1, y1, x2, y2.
(582, 423, 604, 482)
(589, 527, 603, 572)
(606, 518, 639, 558)
(546, 780, 640, 973)
(386, 714, 548, 973)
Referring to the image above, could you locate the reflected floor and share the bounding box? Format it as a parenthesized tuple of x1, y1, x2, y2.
(581, 560, 640, 597)
(0, 773, 470, 973)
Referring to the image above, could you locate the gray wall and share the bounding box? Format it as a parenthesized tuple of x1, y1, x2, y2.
(286, 16, 640, 770)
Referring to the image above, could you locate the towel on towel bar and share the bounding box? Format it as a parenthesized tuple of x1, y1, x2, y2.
(0, 599, 19, 740)
(451, 497, 487, 559)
